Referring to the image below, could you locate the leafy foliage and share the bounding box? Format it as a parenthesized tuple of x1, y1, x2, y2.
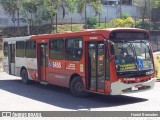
(57, 24, 83, 33)
(110, 16, 135, 28)
(95, 22, 108, 29)
(87, 17, 98, 29)
(0, 0, 20, 25)
(76, 0, 102, 15)
(0, 0, 102, 34)
(20, 0, 43, 25)
(135, 20, 150, 30)
(0, 0, 79, 33)
(155, 0, 160, 8)
(121, 13, 130, 19)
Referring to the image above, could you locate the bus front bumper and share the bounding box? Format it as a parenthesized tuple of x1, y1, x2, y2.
(110, 78, 156, 95)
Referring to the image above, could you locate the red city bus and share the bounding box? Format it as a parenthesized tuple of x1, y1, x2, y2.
(3, 28, 156, 97)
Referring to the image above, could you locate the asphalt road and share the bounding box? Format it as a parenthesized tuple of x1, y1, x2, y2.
(0, 72, 160, 119)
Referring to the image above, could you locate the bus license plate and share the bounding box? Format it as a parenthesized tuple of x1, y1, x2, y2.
(132, 84, 142, 91)
(132, 87, 138, 91)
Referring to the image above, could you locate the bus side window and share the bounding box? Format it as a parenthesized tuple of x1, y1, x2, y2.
(26, 41, 36, 58)
(3, 42, 8, 57)
(65, 37, 83, 61)
(16, 41, 25, 57)
(49, 38, 64, 60)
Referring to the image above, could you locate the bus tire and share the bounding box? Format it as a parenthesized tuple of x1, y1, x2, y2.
(70, 76, 88, 97)
(21, 69, 29, 85)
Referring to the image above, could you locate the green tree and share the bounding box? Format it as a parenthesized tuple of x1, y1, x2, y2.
(76, 0, 102, 28)
(41, 0, 77, 33)
(20, 0, 40, 26)
(151, 0, 160, 30)
(155, 0, 160, 7)
(0, 0, 21, 32)
(136, 20, 150, 30)
(87, 17, 98, 29)
(77, 0, 102, 14)
(133, 0, 155, 24)
(43, 0, 57, 32)
(19, 0, 46, 34)
(1, 0, 101, 34)
(1, 0, 78, 33)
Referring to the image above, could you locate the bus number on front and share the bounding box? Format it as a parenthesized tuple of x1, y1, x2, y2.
(52, 62, 61, 68)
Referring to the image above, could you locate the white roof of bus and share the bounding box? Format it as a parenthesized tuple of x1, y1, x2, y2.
(3, 36, 31, 42)
(153, 51, 160, 55)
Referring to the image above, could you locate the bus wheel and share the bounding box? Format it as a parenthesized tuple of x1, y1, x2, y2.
(70, 76, 88, 97)
(21, 69, 29, 84)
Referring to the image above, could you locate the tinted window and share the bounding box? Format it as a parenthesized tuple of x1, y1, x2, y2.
(26, 41, 36, 58)
(16, 41, 25, 57)
(110, 32, 149, 39)
(66, 37, 83, 61)
(50, 38, 64, 60)
(3, 42, 8, 57)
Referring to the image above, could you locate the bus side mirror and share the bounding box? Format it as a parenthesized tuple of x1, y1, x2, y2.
(105, 39, 115, 55)
(104, 39, 115, 62)
(108, 44, 115, 62)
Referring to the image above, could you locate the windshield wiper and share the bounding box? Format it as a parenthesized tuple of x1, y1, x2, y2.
(141, 40, 149, 47)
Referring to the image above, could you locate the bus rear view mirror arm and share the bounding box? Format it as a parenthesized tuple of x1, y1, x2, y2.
(108, 55, 115, 62)
(104, 39, 115, 45)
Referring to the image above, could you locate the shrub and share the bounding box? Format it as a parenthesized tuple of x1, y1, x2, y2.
(109, 17, 134, 28)
(136, 21, 150, 30)
(86, 17, 98, 29)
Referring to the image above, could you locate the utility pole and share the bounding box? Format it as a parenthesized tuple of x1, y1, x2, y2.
(85, 0, 87, 29)
(142, 0, 147, 23)
(120, 0, 122, 18)
(149, 0, 151, 31)
(56, 13, 58, 33)
(107, 0, 109, 27)
(98, 13, 101, 26)
(27, 19, 30, 35)
(17, 0, 20, 36)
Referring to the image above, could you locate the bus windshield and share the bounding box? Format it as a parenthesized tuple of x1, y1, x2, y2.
(114, 40, 154, 74)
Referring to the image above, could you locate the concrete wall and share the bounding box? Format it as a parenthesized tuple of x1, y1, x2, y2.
(0, 4, 139, 27)
(0, 56, 3, 72)
(56, 5, 138, 24)
(150, 31, 160, 52)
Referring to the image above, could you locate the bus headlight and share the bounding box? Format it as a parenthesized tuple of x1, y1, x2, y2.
(116, 65, 120, 71)
(146, 70, 154, 75)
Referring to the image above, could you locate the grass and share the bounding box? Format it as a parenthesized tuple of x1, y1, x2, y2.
(55, 23, 109, 33)
(95, 22, 109, 29)
(57, 24, 84, 33)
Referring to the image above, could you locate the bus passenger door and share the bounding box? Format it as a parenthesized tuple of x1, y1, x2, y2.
(37, 43, 48, 81)
(8, 44, 15, 75)
(87, 41, 105, 93)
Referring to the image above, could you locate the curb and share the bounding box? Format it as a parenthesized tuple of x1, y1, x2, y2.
(156, 79, 160, 82)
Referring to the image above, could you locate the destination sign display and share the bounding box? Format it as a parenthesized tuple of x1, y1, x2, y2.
(110, 32, 149, 39)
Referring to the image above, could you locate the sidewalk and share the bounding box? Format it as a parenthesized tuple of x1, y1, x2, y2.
(0, 61, 3, 72)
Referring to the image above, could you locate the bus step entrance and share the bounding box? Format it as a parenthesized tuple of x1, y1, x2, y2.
(40, 81, 48, 85)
